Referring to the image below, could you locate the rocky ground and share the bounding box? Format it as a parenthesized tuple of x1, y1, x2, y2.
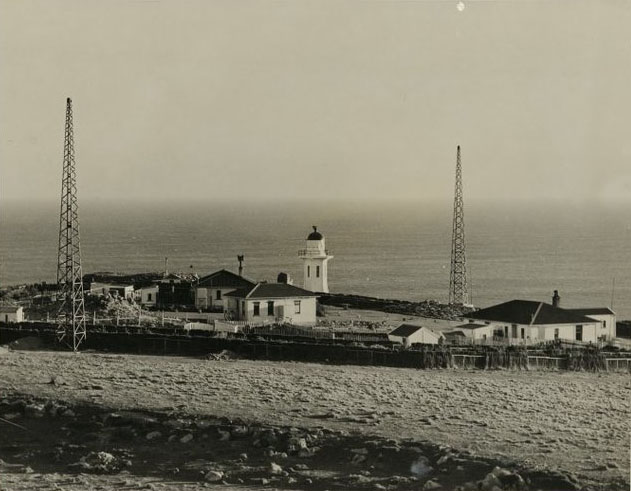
(0, 350, 629, 490)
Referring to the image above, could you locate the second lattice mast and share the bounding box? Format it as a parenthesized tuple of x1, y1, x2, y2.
(449, 145, 470, 306)
(56, 97, 86, 351)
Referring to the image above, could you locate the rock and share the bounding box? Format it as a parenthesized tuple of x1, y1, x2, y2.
(91, 385, 105, 391)
(239, 453, 248, 461)
(146, 431, 162, 440)
(351, 447, 369, 455)
(179, 433, 193, 443)
(410, 456, 433, 478)
(61, 409, 76, 418)
(374, 484, 387, 490)
(205, 470, 224, 482)
(231, 426, 248, 438)
(424, 480, 442, 490)
(49, 375, 68, 386)
(24, 404, 46, 418)
(270, 462, 283, 475)
(217, 429, 230, 441)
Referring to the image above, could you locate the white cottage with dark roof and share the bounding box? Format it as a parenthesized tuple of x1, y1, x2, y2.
(465, 292, 606, 344)
(224, 282, 318, 326)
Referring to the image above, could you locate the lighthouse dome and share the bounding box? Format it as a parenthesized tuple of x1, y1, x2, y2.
(307, 226, 323, 240)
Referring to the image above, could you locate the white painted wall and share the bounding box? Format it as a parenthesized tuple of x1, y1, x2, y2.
(301, 238, 332, 293)
(140, 286, 158, 307)
(1, 307, 24, 323)
(389, 327, 443, 347)
(195, 287, 233, 310)
(224, 296, 317, 326)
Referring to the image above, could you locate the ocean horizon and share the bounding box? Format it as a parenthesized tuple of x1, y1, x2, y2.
(1, 200, 630, 320)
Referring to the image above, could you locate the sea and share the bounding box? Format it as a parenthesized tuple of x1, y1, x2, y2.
(1, 200, 630, 320)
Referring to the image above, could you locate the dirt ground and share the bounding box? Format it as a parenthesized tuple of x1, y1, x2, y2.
(0, 350, 629, 490)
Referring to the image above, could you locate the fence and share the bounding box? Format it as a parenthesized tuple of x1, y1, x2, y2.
(1, 324, 629, 372)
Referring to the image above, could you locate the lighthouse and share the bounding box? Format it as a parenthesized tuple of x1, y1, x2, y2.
(299, 226, 333, 293)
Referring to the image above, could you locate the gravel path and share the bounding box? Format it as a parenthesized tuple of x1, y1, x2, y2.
(0, 350, 629, 488)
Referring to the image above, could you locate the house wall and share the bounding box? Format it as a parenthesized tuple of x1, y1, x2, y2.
(479, 321, 599, 343)
(460, 325, 494, 340)
(194, 287, 233, 310)
(389, 328, 442, 347)
(1, 308, 24, 323)
(244, 297, 317, 326)
(582, 314, 616, 340)
(140, 287, 158, 307)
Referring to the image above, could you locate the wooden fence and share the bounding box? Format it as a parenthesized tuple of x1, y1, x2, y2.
(1, 323, 629, 372)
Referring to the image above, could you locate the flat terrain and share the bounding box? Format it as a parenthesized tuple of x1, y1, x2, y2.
(0, 350, 629, 490)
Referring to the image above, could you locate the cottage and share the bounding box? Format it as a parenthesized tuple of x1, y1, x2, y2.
(466, 296, 601, 344)
(224, 282, 318, 326)
(0, 305, 24, 323)
(388, 324, 444, 347)
(138, 285, 159, 307)
(194, 269, 256, 311)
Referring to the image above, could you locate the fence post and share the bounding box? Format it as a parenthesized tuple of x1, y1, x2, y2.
(116, 314, 119, 326)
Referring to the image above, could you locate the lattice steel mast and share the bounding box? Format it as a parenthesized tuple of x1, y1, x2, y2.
(56, 97, 86, 351)
(449, 145, 470, 306)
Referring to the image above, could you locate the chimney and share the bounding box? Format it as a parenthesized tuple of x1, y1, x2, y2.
(552, 290, 560, 308)
(237, 255, 244, 276)
(277, 272, 293, 285)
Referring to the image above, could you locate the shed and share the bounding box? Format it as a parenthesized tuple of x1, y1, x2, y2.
(388, 324, 444, 347)
(0, 305, 24, 323)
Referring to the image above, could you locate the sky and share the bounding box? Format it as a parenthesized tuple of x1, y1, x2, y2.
(0, 0, 630, 205)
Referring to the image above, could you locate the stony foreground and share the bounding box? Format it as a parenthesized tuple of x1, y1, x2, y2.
(0, 350, 629, 490)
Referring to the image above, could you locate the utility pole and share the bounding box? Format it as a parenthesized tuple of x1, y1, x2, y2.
(56, 98, 86, 351)
(449, 145, 470, 306)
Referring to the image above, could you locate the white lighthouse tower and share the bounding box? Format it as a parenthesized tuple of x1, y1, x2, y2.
(299, 226, 333, 293)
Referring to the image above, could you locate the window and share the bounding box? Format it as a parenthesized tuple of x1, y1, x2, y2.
(294, 300, 301, 314)
(554, 328, 559, 340)
(147, 293, 152, 301)
(504, 326, 509, 337)
(253, 302, 260, 316)
(316, 266, 320, 278)
(603, 320, 607, 328)
(216, 290, 222, 300)
(576, 325, 583, 341)
(520, 328, 525, 339)
(241, 301, 245, 317)
(511, 325, 517, 338)
(307, 266, 310, 278)
(267, 301, 274, 316)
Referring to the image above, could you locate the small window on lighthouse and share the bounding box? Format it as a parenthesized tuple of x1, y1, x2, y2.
(316, 266, 320, 278)
(307, 266, 310, 278)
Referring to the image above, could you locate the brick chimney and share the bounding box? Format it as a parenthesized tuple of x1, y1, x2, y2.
(552, 290, 561, 308)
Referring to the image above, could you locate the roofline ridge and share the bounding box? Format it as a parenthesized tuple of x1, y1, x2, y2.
(246, 283, 261, 299)
(530, 302, 544, 325)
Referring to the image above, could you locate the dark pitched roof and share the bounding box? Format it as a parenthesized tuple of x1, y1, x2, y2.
(444, 330, 466, 337)
(466, 300, 596, 325)
(389, 324, 424, 337)
(567, 308, 615, 316)
(197, 269, 256, 289)
(225, 283, 317, 299)
(455, 323, 488, 329)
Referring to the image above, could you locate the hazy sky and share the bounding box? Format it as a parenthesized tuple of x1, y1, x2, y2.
(1, 0, 629, 204)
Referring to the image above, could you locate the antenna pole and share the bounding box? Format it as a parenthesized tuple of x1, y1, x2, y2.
(56, 98, 86, 351)
(448, 145, 470, 306)
(610, 277, 615, 310)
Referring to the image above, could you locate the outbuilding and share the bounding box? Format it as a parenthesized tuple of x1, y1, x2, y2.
(388, 324, 444, 347)
(194, 269, 256, 311)
(0, 305, 24, 323)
